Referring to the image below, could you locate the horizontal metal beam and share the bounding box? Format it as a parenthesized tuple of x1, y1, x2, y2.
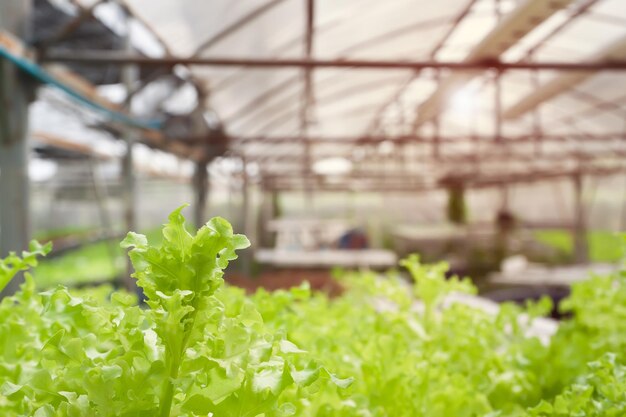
(263, 166, 626, 193)
(254, 148, 626, 163)
(234, 132, 626, 145)
(41, 51, 626, 72)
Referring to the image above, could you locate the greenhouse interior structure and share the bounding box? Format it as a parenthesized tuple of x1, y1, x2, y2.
(1, 0, 626, 415)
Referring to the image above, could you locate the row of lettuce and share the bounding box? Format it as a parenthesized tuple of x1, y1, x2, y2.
(0, 207, 625, 416)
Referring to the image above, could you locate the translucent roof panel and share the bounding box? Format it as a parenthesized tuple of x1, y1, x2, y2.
(315, 0, 462, 59)
(533, 15, 626, 62)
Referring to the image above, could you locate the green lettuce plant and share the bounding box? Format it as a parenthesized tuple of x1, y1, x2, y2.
(0, 210, 624, 416)
(0, 206, 348, 416)
(0, 240, 51, 292)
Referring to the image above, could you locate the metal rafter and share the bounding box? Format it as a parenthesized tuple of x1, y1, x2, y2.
(38, 0, 107, 48)
(504, 35, 626, 119)
(569, 89, 626, 117)
(209, 11, 456, 111)
(42, 51, 626, 71)
(369, 0, 499, 134)
(209, 16, 346, 94)
(33, 0, 626, 195)
(411, 0, 576, 130)
(548, 91, 626, 126)
(118, 0, 173, 55)
(192, 0, 289, 56)
(229, 72, 409, 132)
(208, 4, 456, 95)
(520, 0, 600, 60)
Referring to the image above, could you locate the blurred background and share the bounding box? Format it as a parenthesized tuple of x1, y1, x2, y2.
(1, 0, 625, 304)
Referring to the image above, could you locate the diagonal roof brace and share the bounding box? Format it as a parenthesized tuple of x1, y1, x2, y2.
(412, 0, 575, 129)
(503, 35, 626, 120)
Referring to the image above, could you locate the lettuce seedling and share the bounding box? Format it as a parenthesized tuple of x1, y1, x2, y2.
(0, 240, 51, 293)
(121, 205, 251, 416)
(0, 206, 348, 416)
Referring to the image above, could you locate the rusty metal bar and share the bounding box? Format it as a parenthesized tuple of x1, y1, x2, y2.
(301, 0, 315, 208)
(233, 132, 626, 145)
(250, 147, 626, 165)
(263, 167, 626, 192)
(41, 51, 626, 71)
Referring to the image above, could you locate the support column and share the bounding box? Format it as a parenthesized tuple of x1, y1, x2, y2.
(240, 157, 251, 275)
(301, 0, 315, 212)
(121, 12, 138, 293)
(573, 174, 589, 263)
(432, 69, 441, 159)
(0, 0, 33, 297)
(258, 187, 279, 248)
(193, 161, 209, 228)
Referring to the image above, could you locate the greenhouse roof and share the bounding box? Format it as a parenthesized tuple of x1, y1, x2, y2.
(31, 0, 626, 190)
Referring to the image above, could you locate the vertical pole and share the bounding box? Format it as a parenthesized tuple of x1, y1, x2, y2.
(258, 186, 275, 248)
(573, 174, 589, 263)
(121, 11, 138, 292)
(432, 69, 441, 159)
(193, 161, 209, 228)
(87, 157, 117, 268)
(432, 118, 440, 160)
(493, 69, 510, 222)
(301, 0, 315, 211)
(531, 68, 542, 156)
(621, 173, 626, 231)
(492, 0, 508, 213)
(0, 0, 33, 297)
(240, 157, 251, 275)
(621, 122, 626, 231)
(494, 71, 502, 143)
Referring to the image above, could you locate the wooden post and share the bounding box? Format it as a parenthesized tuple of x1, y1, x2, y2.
(573, 174, 589, 263)
(0, 0, 33, 297)
(193, 161, 209, 228)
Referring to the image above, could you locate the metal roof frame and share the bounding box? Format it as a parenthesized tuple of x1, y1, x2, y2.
(32, 0, 626, 192)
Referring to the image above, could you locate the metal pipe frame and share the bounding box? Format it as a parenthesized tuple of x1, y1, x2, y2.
(40, 51, 626, 71)
(367, 0, 482, 134)
(207, 5, 460, 95)
(233, 132, 626, 145)
(262, 167, 626, 193)
(251, 148, 626, 168)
